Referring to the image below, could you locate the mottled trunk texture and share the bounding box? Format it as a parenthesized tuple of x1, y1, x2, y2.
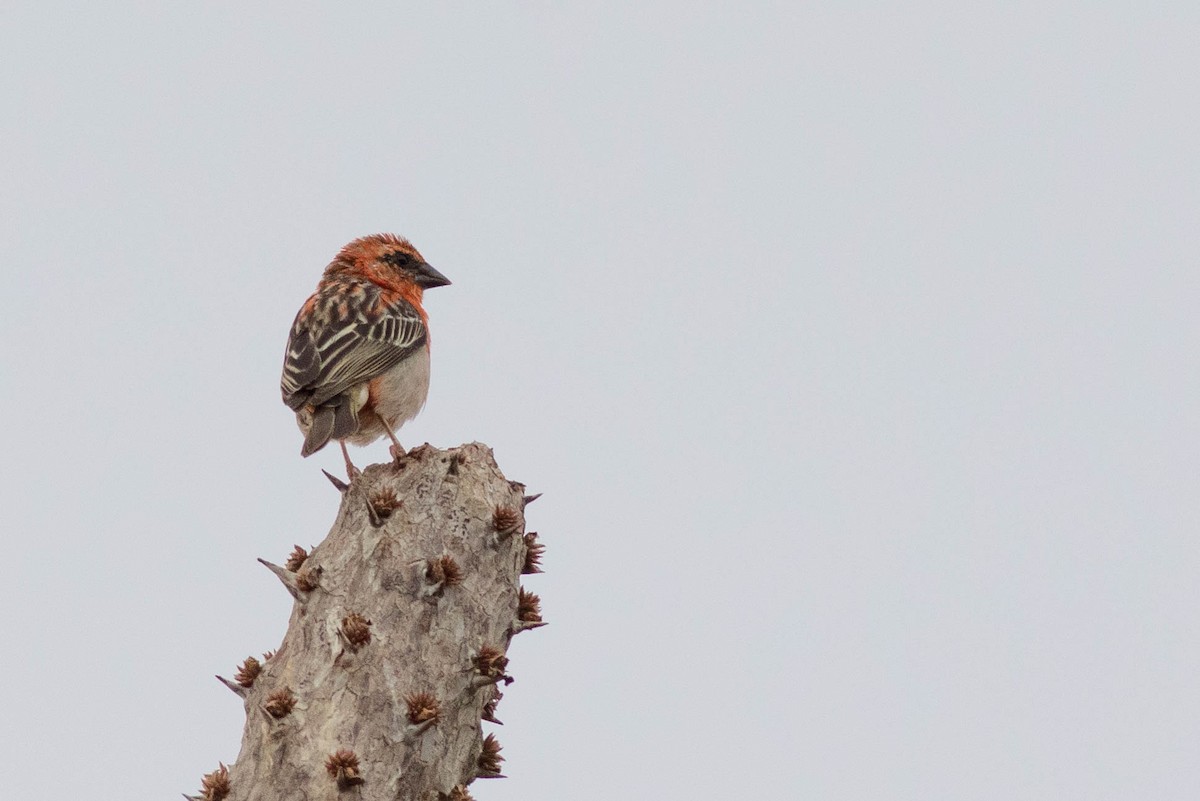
(192, 443, 544, 801)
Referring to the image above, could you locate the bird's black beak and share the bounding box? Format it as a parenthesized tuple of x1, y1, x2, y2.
(415, 262, 451, 288)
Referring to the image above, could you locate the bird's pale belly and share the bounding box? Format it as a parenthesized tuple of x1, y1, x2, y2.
(294, 347, 431, 448)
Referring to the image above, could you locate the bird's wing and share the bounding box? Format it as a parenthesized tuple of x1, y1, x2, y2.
(281, 282, 427, 410)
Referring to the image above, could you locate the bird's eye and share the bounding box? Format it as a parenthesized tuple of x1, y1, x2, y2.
(386, 251, 411, 266)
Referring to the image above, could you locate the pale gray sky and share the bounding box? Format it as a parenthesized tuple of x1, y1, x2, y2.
(2, 3, 1198, 799)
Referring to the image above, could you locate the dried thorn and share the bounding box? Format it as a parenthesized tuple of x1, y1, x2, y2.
(424, 555, 462, 596)
(234, 656, 263, 688)
(517, 587, 542, 623)
(263, 687, 297, 719)
(371, 487, 401, 518)
(441, 786, 475, 801)
(257, 558, 302, 600)
(215, 675, 247, 698)
(492, 505, 522, 536)
(183, 795, 204, 801)
(262, 649, 276, 661)
(482, 691, 503, 725)
(473, 645, 509, 678)
(322, 469, 350, 492)
(511, 620, 549, 634)
(198, 762, 230, 800)
(365, 487, 401, 527)
(340, 612, 372, 649)
(405, 690, 440, 725)
(284, 545, 309, 572)
(295, 564, 321, 592)
(522, 492, 542, 507)
(471, 645, 512, 687)
(325, 749, 364, 789)
(477, 733, 505, 777)
(522, 532, 545, 574)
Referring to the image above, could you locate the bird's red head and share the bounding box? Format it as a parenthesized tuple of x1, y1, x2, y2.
(325, 233, 451, 296)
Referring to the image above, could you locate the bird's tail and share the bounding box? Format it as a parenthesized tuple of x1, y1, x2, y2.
(300, 400, 359, 457)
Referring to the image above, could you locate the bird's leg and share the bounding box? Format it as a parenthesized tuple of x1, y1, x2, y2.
(379, 417, 406, 463)
(339, 440, 361, 481)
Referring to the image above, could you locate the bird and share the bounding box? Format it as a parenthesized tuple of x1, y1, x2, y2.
(281, 233, 451, 478)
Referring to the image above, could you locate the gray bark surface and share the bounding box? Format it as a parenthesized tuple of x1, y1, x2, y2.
(195, 443, 540, 801)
